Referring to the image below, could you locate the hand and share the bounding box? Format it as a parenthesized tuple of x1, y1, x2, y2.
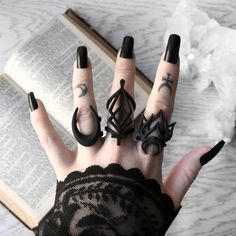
(28, 35, 224, 211)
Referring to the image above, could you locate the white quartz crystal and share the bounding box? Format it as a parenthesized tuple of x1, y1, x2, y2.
(164, 0, 236, 143)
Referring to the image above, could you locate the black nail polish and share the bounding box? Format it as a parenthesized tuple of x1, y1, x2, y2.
(164, 34, 181, 64)
(28, 92, 38, 111)
(200, 140, 225, 166)
(77, 46, 88, 68)
(120, 36, 134, 59)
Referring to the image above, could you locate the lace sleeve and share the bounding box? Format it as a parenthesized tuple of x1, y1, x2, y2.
(34, 163, 181, 236)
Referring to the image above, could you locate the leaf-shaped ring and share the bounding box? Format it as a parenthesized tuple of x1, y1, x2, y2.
(136, 110, 176, 156)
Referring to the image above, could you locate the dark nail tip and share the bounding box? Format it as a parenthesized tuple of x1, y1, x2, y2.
(27, 92, 38, 111)
(123, 35, 134, 43)
(164, 34, 181, 64)
(212, 140, 225, 151)
(200, 140, 225, 166)
(77, 46, 87, 53)
(217, 140, 225, 147)
(77, 46, 88, 68)
(169, 34, 181, 42)
(120, 36, 134, 59)
(27, 91, 33, 97)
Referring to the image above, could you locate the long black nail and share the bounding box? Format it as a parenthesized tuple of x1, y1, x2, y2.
(164, 34, 181, 64)
(77, 46, 88, 68)
(120, 36, 134, 58)
(28, 92, 38, 111)
(200, 140, 225, 166)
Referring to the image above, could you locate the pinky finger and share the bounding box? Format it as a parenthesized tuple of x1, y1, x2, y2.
(28, 92, 75, 180)
(163, 140, 225, 209)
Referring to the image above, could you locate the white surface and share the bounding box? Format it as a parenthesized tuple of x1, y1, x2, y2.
(0, 0, 236, 235)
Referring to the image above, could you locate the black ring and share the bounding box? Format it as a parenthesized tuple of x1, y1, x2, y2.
(72, 105, 103, 146)
(105, 79, 136, 145)
(136, 110, 176, 156)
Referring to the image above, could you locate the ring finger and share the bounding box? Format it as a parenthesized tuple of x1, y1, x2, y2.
(105, 36, 136, 146)
(137, 34, 181, 182)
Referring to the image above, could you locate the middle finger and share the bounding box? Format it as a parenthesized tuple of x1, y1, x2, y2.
(105, 36, 136, 146)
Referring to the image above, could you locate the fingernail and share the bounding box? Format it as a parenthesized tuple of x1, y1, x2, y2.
(164, 34, 181, 64)
(77, 46, 88, 68)
(28, 92, 38, 111)
(120, 36, 134, 59)
(200, 140, 225, 166)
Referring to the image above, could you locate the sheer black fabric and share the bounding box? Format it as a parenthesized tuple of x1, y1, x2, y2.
(35, 163, 181, 236)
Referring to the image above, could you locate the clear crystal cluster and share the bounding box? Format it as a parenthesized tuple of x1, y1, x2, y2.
(164, 0, 236, 143)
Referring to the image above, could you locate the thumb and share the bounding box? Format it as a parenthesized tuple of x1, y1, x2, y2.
(163, 140, 225, 209)
(28, 92, 74, 180)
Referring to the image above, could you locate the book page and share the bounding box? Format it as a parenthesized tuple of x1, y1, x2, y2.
(4, 15, 149, 135)
(0, 74, 77, 226)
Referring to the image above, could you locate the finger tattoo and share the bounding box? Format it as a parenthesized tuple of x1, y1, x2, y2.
(158, 73, 173, 95)
(75, 84, 88, 97)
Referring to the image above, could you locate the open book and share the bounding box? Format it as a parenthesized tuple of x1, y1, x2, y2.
(0, 9, 152, 230)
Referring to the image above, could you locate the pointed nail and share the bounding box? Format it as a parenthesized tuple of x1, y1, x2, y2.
(77, 46, 88, 68)
(200, 140, 225, 166)
(164, 34, 181, 64)
(28, 92, 38, 111)
(120, 36, 134, 59)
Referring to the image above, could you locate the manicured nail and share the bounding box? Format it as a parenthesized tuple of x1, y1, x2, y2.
(77, 46, 88, 68)
(120, 36, 134, 58)
(28, 92, 38, 111)
(200, 140, 225, 166)
(164, 34, 181, 64)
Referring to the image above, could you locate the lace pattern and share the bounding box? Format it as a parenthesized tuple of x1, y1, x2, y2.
(35, 163, 180, 236)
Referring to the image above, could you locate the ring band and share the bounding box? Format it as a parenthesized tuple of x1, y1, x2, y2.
(72, 105, 103, 146)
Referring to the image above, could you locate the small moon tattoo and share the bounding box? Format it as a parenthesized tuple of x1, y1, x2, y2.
(75, 84, 87, 97)
(158, 73, 173, 96)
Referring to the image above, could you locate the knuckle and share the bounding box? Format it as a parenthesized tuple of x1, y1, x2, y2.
(115, 60, 134, 75)
(78, 107, 93, 121)
(182, 164, 199, 186)
(31, 113, 48, 127)
(76, 107, 95, 134)
(40, 131, 57, 149)
(148, 99, 172, 118)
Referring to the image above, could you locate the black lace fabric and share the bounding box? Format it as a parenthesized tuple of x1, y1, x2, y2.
(35, 163, 181, 236)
